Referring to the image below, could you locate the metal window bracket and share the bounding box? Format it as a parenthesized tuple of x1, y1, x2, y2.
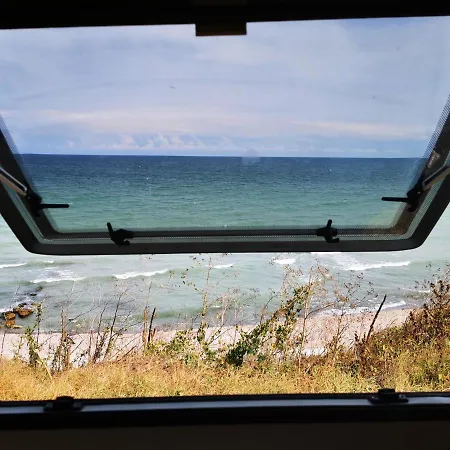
(382, 164, 450, 212)
(1, 166, 69, 217)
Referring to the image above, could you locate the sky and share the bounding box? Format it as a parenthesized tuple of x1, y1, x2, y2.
(1, 17, 450, 157)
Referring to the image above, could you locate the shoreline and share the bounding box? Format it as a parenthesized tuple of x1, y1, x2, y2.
(0, 307, 413, 361)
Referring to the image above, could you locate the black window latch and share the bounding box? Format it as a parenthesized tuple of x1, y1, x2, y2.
(107, 222, 134, 246)
(316, 219, 339, 243)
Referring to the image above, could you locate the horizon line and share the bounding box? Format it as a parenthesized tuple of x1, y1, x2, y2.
(19, 153, 422, 159)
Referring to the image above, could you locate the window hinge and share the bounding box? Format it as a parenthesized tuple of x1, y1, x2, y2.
(369, 388, 408, 405)
(44, 396, 83, 412)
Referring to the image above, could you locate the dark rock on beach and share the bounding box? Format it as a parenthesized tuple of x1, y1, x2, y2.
(3, 312, 15, 321)
(13, 307, 33, 318)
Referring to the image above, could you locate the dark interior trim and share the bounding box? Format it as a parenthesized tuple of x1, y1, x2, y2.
(1, 2, 450, 31)
(2, 393, 450, 429)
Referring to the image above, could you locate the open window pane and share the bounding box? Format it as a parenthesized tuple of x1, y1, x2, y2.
(1, 17, 450, 254)
(20, 155, 421, 231)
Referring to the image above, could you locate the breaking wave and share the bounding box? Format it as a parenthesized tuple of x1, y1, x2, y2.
(114, 269, 169, 280)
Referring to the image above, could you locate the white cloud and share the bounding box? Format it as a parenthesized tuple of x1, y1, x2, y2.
(1, 17, 450, 155)
(3, 108, 431, 141)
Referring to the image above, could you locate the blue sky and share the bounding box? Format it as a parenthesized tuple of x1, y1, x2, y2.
(1, 17, 450, 157)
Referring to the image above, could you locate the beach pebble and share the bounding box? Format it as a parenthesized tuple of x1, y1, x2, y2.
(13, 307, 33, 318)
(5, 319, 16, 328)
(3, 312, 15, 321)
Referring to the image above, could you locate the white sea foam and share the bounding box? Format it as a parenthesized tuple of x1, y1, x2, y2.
(383, 300, 408, 309)
(32, 269, 84, 284)
(344, 261, 411, 271)
(32, 276, 85, 284)
(212, 264, 234, 269)
(273, 258, 296, 265)
(401, 287, 431, 294)
(0, 260, 59, 270)
(0, 296, 37, 314)
(0, 263, 26, 269)
(313, 252, 411, 272)
(322, 300, 407, 316)
(114, 269, 169, 280)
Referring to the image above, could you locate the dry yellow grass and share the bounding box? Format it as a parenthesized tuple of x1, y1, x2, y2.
(0, 356, 376, 400)
(0, 349, 445, 401)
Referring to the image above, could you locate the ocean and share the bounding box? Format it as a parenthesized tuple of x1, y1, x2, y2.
(0, 155, 447, 331)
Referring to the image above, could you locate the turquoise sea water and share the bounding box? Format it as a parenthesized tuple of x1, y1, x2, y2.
(0, 155, 447, 330)
(19, 155, 421, 230)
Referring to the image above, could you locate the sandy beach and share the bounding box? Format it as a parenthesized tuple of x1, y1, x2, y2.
(0, 307, 412, 362)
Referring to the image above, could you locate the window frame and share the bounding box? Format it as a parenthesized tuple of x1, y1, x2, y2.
(2, 5, 450, 255)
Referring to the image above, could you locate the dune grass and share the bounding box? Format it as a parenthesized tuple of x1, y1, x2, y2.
(0, 342, 448, 400)
(0, 356, 379, 400)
